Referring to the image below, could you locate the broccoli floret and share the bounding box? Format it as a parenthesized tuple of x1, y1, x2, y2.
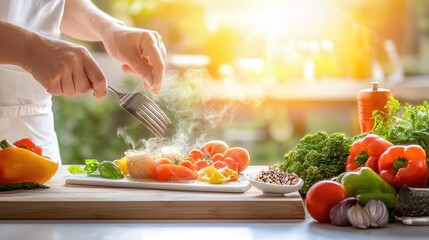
(279, 131, 350, 196)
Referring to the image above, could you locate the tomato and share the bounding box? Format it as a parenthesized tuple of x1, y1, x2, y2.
(212, 153, 225, 162)
(213, 160, 227, 169)
(224, 157, 239, 172)
(305, 180, 347, 223)
(200, 140, 229, 157)
(155, 158, 172, 166)
(195, 160, 209, 171)
(179, 160, 195, 171)
(13, 138, 43, 155)
(223, 147, 250, 173)
(188, 149, 203, 161)
(155, 164, 198, 181)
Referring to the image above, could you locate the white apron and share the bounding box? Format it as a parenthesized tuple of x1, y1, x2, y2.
(0, 0, 65, 162)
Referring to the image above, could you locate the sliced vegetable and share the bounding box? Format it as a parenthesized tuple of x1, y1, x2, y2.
(156, 164, 198, 181)
(378, 145, 428, 190)
(200, 140, 228, 158)
(223, 147, 250, 173)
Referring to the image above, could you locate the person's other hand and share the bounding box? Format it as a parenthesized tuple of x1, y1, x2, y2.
(22, 35, 107, 99)
(101, 25, 167, 95)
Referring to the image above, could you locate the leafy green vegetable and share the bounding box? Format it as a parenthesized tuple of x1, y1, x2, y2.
(84, 159, 101, 173)
(373, 97, 429, 166)
(68, 165, 86, 174)
(99, 161, 124, 179)
(279, 131, 350, 196)
(68, 159, 124, 179)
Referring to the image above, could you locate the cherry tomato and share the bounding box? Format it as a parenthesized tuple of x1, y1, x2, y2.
(179, 160, 195, 171)
(213, 160, 227, 169)
(223, 147, 250, 173)
(13, 138, 43, 155)
(188, 149, 203, 161)
(305, 180, 347, 223)
(195, 160, 209, 171)
(200, 140, 229, 158)
(224, 157, 239, 172)
(212, 153, 225, 162)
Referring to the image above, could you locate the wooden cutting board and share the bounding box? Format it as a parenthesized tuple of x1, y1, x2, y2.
(0, 166, 305, 220)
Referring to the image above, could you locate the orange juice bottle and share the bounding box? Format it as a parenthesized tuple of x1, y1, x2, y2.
(357, 82, 393, 133)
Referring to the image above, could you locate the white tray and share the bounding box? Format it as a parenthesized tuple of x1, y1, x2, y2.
(65, 174, 251, 193)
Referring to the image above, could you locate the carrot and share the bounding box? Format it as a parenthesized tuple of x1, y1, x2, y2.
(357, 82, 393, 133)
(155, 164, 198, 181)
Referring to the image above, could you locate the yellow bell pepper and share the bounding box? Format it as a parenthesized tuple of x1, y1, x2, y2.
(0, 141, 59, 184)
(113, 156, 128, 176)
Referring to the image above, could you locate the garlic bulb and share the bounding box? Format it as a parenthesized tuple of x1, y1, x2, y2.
(364, 200, 389, 228)
(347, 203, 371, 229)
(330, 197, 357, 226)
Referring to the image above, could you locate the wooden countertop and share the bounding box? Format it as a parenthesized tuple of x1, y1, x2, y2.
(0, 166, 305, 220)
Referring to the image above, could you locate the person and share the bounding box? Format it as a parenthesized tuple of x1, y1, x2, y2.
(0, 0, 166, 162)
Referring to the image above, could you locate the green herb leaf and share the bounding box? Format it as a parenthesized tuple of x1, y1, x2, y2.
(99, 161, 124, 179)
(68, 165, 86, 174)
(84, 159, 101, 173)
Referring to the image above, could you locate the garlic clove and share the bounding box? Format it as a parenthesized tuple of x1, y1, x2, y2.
(347, 203, 371, 229)
(364, 200, 389, 228)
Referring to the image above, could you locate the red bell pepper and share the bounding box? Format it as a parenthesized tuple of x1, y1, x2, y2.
(378, 145, 429, 190)
(13, 138, 43, 156)
(345, 134, 393, 173)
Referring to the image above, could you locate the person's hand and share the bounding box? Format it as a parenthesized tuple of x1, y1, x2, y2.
(21, 34, 107, 99)
(101, 25, 167, 95)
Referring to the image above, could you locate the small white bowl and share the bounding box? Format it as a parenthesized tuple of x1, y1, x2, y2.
(246, 173, 304, 195)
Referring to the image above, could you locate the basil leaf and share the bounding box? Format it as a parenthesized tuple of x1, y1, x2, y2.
(84, 159, 101, 173)
(99, 161, 124, 179)
(68, 165, 86, 174)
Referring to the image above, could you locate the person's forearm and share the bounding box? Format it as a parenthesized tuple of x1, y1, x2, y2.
(0, 20, 36, 67)
(60, 0, 124, 42)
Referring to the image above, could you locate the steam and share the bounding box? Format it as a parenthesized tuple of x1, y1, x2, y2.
(117, 68, 238, 155)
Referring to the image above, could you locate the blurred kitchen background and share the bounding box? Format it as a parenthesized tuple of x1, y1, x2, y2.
(57, 0, 429, 165)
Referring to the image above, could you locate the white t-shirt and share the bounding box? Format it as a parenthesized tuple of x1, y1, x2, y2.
(0, 0, 65, 162)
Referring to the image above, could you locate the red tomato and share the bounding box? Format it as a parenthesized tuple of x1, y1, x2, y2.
(224, 157, 239, 172)
(305, 180, 347, 223)
(200, 140, 229, 158)
(179, 160, 195, 171)
(195, 160, 209, 171)
(188, 149, 203, 161)
(213, 160, 227, 169)
(223, 147, 250, 173)
(212, 153, 225, 162)
(156, 164, 198, 181)
(13, 138, 43, 155)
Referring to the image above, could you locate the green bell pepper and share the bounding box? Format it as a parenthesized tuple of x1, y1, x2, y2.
(337, 167, 397, 210)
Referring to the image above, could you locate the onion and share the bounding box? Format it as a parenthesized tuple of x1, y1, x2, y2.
(347, 203, 371, 229)
(329, 197, 357, 226)
(364, 200, 389, 228)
